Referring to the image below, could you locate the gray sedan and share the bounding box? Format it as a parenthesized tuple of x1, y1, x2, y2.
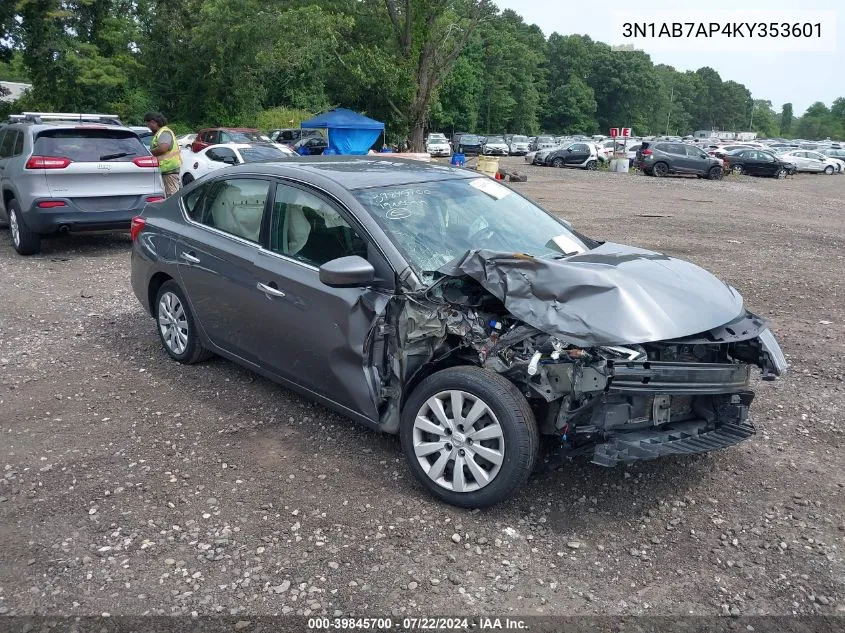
(130, 158, 786, 507)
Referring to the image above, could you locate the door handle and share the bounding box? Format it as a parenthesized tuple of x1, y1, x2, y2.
(180, 251, 200, 264)
(257, 282, 286, 298)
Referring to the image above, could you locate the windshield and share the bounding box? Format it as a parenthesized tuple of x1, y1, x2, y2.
(460, 135, 480, 143)
(228, 131, 265, 143)
(428, 134, 447, 142)
(239, 145, 289, 163)
(537, 136, 553, 143)
(486, 136, 505, 144)
(353, 178, 591, 280)
(512, 135, 528, 142)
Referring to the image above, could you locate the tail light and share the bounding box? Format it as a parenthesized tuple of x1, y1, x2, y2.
(145, 195, 165, 203)
(130, 216, 146, 241)
(36, 200, 67, 208)
(133, 156, 159, 168)
(26, 156, 72, 169)
(641, 149, 652, 157)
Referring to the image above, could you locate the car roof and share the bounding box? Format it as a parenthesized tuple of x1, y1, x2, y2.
(212, 156, 477, 190)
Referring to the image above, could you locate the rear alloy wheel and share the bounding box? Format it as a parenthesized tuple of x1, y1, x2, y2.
(586, 160, 598, 170)
(7, 200, 41, 256)
(707, 165, 723, 180)
(155, 280, 212, 364)
(732, 164, 744, 175)
(652, 162, 668, 177)
(182, 173, 195, 186)
(401, 366, 539, 508)
(551, 157, 564, 168)
(824, 165, 834, 175)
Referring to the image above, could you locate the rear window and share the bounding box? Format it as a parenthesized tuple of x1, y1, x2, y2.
(239, 145, 288, 163)
(34, 129, 147, 162)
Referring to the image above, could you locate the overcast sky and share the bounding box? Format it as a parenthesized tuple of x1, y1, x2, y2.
(495, 0, 842, 115)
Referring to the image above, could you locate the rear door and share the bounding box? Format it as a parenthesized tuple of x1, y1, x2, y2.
(175, 177, 272, 363)
(34, 127, 161, 209)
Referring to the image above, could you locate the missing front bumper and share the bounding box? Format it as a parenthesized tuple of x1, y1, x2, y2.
(592, 418, 756, 467)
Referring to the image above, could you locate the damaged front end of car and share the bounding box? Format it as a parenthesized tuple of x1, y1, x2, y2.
(371, 243, 787, 467)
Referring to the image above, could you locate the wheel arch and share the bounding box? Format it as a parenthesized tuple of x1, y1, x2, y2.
(147, 271, 174, 316)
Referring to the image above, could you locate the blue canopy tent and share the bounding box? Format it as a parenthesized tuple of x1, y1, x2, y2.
(300, 108, 385, 155)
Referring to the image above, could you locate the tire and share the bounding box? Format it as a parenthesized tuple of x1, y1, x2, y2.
(585, 160, 598, 170)
(652, 162, 668, 177)
(731, 164, 744, 175)
(7, 200, 41, 256)
(182, 173, 194, 186)
(400, 366, 539, 508)
(775, 168, 786, 179)
(551, 157, 564, 168)
(154, 280, 212, 364)
(824, 165, 834, 175)
(707, 165, 723, 180)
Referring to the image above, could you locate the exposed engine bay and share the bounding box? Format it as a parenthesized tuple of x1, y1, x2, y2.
(369, 246, 788, 467)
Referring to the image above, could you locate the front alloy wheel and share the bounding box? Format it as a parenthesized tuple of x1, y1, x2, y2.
(412, 390, 505, 493)
(401, 366, 539, 508)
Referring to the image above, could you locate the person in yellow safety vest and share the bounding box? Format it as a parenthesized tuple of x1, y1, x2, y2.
(144, 112, 182, 198)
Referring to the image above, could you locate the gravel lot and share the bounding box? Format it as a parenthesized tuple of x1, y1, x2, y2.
(0, 161, 843, 619)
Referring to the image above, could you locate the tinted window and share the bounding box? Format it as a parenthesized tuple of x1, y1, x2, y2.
(189, 178, 269, 242)
(461, 135, 480, 144)
(270, 183, 367, 267)
(0, 130, 16, 158)
(206, 147, 237, 163)
(33, 129, 147, 162)
(684, 145, 706, 158)
(12, 129, 24, 155)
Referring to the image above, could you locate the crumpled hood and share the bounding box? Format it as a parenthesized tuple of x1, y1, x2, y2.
(438, 242, 745, 346)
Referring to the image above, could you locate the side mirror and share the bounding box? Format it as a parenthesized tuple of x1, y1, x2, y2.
(566, 147, 573, 152)
(319, 256, 375, 288)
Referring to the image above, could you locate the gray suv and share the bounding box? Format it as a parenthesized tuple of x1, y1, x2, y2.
(637, 141, 723, 179)
(0, 113, 164, 255)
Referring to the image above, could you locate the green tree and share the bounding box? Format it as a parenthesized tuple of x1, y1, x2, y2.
(780, 103, 793, 137)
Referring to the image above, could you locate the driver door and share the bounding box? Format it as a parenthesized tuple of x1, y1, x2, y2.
(251, 180, 394, 421)
(566, 143, 589, 165)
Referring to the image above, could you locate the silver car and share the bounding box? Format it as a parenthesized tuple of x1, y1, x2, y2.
(778, 149, 838, 174)
(0, 113, 164, 255)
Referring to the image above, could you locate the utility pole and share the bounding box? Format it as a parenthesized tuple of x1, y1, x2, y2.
(665, 84, 674, 135)
(749, 100, 755, 131)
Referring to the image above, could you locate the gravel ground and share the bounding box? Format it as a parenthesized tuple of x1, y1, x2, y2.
(0, 161, 843, 619)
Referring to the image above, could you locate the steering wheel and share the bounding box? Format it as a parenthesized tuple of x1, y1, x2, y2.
(467, 225, 497, 245)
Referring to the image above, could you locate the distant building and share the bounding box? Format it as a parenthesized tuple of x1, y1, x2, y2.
(0, 81, 31, 103)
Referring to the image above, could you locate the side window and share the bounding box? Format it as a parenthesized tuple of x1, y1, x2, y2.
(685, 145, 704, 158)
(759, 152, 774, 163)
(207, 147, 237, 163)
(191, 178, 269, 243)
(269, 183, 368, 267)
(0, 130, 15, 158)
(12, 130, 24, 156)
(206, 131, 221, 145)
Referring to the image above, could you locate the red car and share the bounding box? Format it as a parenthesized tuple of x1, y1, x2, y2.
(190, 128, 268, 153)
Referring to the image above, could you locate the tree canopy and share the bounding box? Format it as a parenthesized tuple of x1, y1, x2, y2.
(1, 1, 842, 144)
